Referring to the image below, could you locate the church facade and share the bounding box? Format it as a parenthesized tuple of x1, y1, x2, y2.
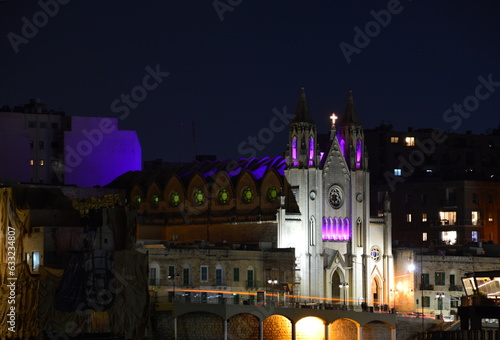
(111, 89, 394, 309)
(280, 88, 393, 307)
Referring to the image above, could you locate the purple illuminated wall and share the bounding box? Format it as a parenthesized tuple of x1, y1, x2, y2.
(322, 217, 351, 241)
(339, 138, 345, 157)
(64, 116, 142, 187)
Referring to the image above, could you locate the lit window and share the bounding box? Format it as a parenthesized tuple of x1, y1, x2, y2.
(405, 137, 415, 146)
(406, 214, 412, 222)
(394, 169, 402, 176)
(30, 159, 34, 166)
(423, 232, 428, 241)
(39, 159, 44, 166)
(422, 213, 427, 222)
(426, 169, 433, 173)
(471, 211, 479, 225)
(32, 251, 40, 272)
(471, 231, 478, 242)
(439, 211, 456, 225)
(441, 231, 457, 245)
(291, 136, 297, 159)
(488, 213, 493, 222)
(390, 137, 399, 143)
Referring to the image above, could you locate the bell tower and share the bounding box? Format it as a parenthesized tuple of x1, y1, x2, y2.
(285, 87, 319, 168)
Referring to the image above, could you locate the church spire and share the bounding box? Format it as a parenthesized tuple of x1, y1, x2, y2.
(286, 87, 318, 168)
(340, 89, 362, 126)
(292, 87, 315, 124)
(337, 89, 366, 170)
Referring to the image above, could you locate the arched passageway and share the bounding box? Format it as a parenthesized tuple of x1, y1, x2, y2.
(296, 316, 325, 340)
(329, 318, 358, 340)
(263, 315, 291, 340)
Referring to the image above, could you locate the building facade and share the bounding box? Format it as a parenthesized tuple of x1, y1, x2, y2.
(0, 99, 142, 187)
(112, 89, 394, 308)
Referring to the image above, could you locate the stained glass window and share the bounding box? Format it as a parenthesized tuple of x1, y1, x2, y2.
(267, 186, 278, 202)
(193, 190, 204, 206)
(218, 188, 229, 204)
(170, 191, 180, 207)
(242, 187, 253, 203)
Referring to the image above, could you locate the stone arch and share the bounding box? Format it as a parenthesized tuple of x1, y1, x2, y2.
(362, 320, 392, 340)
(371, 275, 383, 307)
(296, 316, 325, 340)
(331, 268, 346, 307)
(263, 314, 292, 340)
(227, 313, 259, 340)
(177, 311, 222, 340)
(329, 318, 359, 340)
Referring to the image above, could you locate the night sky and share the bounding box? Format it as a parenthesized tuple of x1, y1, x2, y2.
(1, 1, 499, 163)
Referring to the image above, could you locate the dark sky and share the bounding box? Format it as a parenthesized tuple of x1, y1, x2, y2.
(1, 1, 499, 163)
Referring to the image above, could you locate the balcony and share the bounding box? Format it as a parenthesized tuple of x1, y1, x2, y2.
(419, 284, 434, 291)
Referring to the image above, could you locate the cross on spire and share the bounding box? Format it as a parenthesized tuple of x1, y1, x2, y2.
(330, 113, 338, 126)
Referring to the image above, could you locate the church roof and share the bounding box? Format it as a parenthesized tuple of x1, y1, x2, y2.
(340, 89, 362, 126)
(292, 87, 315, 124)
(108, 156, 287, 191)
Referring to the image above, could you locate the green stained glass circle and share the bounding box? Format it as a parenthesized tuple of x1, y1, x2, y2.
(267, 186, 278, 202)
(218, 189, 229, 205)
(135, 195, 142, 204)
(170, 191, 180, 207)
(242, 187, 253, 203)
(194, 190, 204, 206)
(151, 195, 159, 207)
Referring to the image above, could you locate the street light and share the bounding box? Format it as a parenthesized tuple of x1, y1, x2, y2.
(268, 279, 278, 305)
(339, 282, 349, 309)
(390, 289, 399, 312)
(436, 292, 445, 316)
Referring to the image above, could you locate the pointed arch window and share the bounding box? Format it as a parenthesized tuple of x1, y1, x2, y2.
(292, 136, 298, 166)
(339, 138, 346, 158)
(356, 218, 363, 247)
(308, 136, 315, 166)
(322, 216, 352, 241)
(356, 139, 362, 168)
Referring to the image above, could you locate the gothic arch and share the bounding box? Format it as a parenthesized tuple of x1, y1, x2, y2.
(186, 173, 209, 213)
(235, 171, 259, 213)
(210, 172, 235, 212)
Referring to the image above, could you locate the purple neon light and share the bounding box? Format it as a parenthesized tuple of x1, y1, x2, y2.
(309, 137, 314, 160)
(319, 152, 325, 161)
(339, 138, 345, 157)
(356, 140, 362, 168)
(292, 137, 297, 159)
(322, 217, 351, 241)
